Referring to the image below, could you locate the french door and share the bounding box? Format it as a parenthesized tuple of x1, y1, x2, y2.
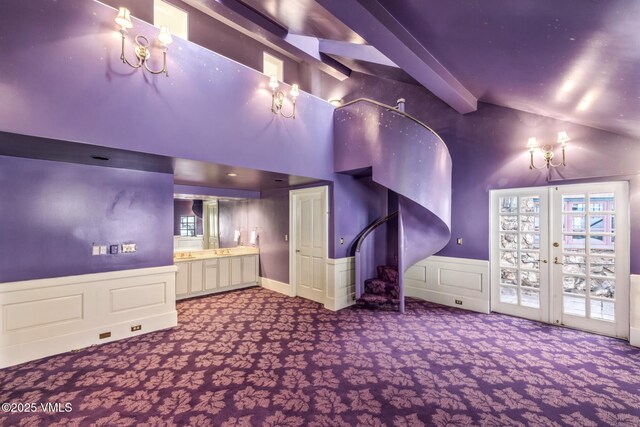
(490, 182, 629, 338)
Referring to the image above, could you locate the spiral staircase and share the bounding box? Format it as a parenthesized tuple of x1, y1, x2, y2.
(334, 99, 452, 312)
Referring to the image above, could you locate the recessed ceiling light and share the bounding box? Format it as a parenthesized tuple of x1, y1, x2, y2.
(227, 173, 237, 177)
(91, 155, 109, 161)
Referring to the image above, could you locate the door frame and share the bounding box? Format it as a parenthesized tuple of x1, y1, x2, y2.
(289, 186, 329, 301)
(489, 181, 630, 339)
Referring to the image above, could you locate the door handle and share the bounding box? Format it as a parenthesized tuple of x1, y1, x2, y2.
(554, 256, 564, 265)
(296, 249, 300, 253)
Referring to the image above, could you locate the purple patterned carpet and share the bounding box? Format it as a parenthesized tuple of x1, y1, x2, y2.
(1, 287, 639, 426)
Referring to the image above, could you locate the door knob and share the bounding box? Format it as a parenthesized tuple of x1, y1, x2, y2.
(542, 259, 548, 263)
(296, 249, 300, 253)
(554, 256, 564, 265)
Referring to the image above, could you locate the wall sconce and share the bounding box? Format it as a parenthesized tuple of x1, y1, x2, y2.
(527, 131, 570, 169)
(115, 7, 173, 77)
(269, 75, 299, 119)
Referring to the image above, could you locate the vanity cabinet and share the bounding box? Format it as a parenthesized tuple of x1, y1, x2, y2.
(175, 260, 204, 297)
(175, 254, 258, 300)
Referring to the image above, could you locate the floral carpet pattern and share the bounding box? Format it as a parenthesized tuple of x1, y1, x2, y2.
(1, 287, 639, 426)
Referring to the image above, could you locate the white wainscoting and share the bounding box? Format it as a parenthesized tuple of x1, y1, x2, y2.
(260, 277, 292, 297)
(631, 275, 640, 348)
(325, 257, 355, 311)
(0, 266, 178, 368)
(405, 256, 490, 314)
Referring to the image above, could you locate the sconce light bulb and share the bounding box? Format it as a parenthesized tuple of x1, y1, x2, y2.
(269, 75, 279, 90)
(158, 25, 173, 46)
(115, 7, 133, 29)
(557, 131, 570, 147)
(526, 137, 537, 152)
(290, 84, 300, 98)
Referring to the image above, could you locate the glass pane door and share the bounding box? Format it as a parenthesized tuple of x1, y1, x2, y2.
(491, 189, 550, 323)
(552, 183, 629, 338)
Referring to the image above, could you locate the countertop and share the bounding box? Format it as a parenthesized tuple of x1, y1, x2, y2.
(173, 247, 259, 263)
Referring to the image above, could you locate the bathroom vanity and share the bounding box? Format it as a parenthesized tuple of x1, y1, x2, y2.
(174, 247, 259, 300)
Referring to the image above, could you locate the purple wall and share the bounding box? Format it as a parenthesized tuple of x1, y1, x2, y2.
(173, 199, 203, 236)
(0, 1, 335, 182)
(0, 156, 173, 282)
(326, 72, 640, 273)
(99, 0, 301, 88)
(253, 189, 290, 284)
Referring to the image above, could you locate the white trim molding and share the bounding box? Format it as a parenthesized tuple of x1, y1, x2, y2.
(325, 257, 356, 311)
(0, 266, 178, 368)
(260, 276, 291, 296)
(631, 274, 640, 347)
(405, 256, 490, 314)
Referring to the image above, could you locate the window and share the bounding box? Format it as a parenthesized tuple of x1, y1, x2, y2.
(154, 0, 188, 40)
(180, 215, 196, 236)
(263, 52, 283, 82)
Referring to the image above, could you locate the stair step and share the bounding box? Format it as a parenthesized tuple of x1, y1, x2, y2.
(356, 292, 399, 310)
(377, 265, 398, 284)
(364, 278, 399, 298)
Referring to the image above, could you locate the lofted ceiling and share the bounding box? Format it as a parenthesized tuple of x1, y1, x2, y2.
(207, 0, 640, 139)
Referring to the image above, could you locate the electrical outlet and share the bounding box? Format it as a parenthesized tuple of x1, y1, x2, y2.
(131, 325, 141, 332)
(455, 299, 463, 305)
(340, 237, 344, 245)
(110, 244, 119, 254)
(99, 332, 111, 339)
(99, 245, 107, 255)
(285, 234, 288, 241)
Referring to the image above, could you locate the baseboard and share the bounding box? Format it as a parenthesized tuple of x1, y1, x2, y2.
(260, 277, 291, 296)
(405, 255, 489, 314)
(325, 257, 355, 311)
(0, 265, 178, 368)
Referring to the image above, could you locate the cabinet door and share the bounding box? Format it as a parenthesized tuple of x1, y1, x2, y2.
(242, 255, 257, 283)
(204, 259, 218, 291)
(175, 263, 190, 297)
(231, 257, 243, 285)
(218, 258, 231, 288)
(190, 260, 204, 293)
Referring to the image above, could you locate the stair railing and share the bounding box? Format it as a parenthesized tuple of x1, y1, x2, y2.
(354, 211, 398, 300)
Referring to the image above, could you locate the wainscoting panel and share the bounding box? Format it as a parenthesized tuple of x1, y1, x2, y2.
(0, 266, 178, 368)
(325, 257, 355, 311)
(405, 256, 490, 314)
(631, 275, 640, 348)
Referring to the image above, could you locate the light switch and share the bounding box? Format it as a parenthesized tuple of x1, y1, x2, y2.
(285, 234, 288, 242)
(110, 245, 119, 255)
(456, 237, 463, 245)
(121, 243, 137, 253)
(99, 245, 107, 255)
(92, 245, 100, 256)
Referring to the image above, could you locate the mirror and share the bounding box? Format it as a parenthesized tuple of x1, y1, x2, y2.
(173, 196, 251, 252)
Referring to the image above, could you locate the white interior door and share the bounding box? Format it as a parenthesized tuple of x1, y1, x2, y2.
(551, 182, 629, 338)
(491, 182, 629, 339)
(491, 188, 550, 323)
(290, 187, 327, 304)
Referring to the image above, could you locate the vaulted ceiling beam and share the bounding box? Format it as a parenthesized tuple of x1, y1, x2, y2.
(316, 0, 478, 113)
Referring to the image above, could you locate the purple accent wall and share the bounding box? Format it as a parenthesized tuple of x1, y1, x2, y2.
(253, 189, 290, 284)
(173, 199, 203, 236)
(0, 156, 173, 283)
(99, 0, 301, 87)
(0, 1, 335, 182)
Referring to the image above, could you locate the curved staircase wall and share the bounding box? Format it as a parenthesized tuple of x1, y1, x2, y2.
(334, 101, 452, 271)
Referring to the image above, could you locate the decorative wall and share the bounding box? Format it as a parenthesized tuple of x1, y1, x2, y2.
(0, 156, 173, 282)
